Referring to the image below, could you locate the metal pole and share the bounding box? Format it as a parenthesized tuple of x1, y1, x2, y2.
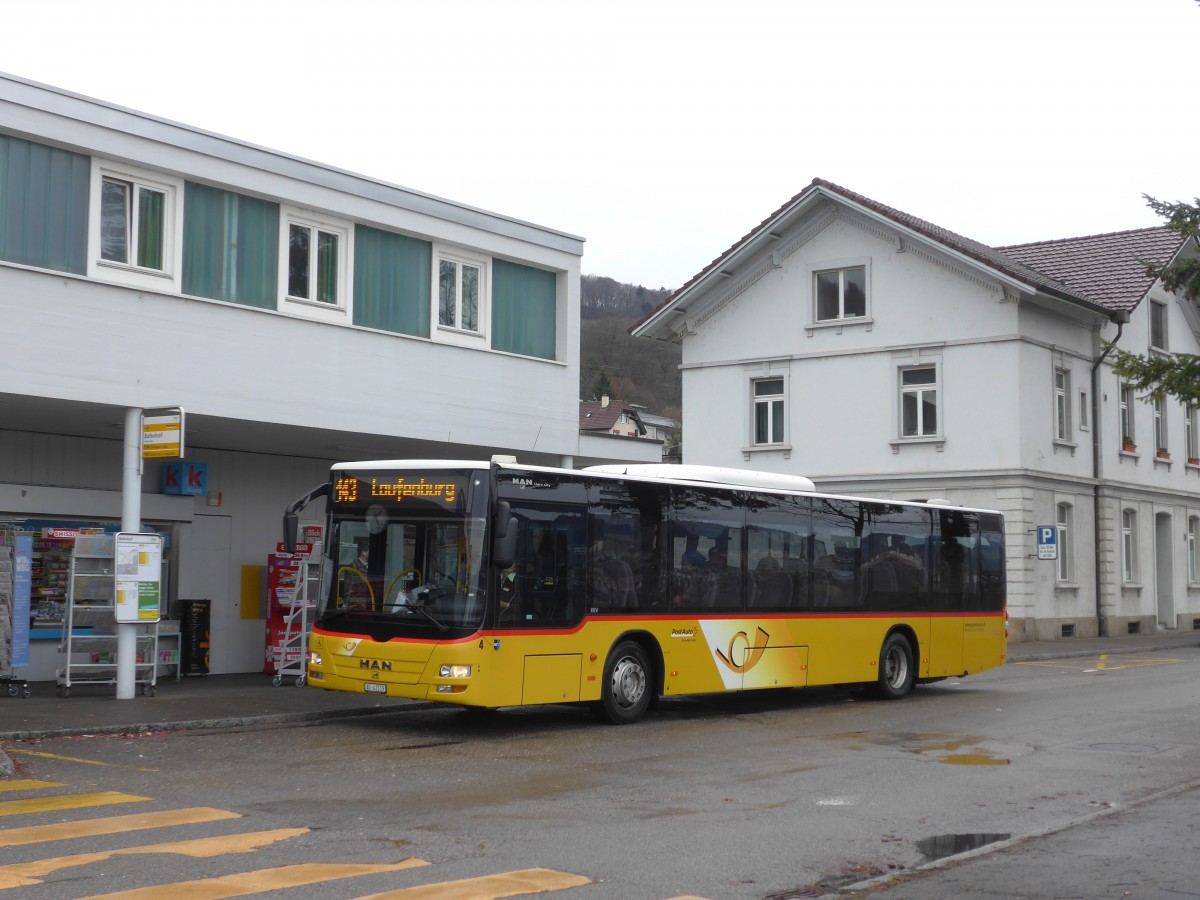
(117, 408, 142, 700)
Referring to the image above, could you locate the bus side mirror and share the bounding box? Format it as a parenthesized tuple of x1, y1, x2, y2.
(283, 512, 299, 553)
(492, 501, 517, 569)
(282, 482, 329, 554)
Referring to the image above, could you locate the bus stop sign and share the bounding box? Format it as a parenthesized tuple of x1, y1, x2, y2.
(1037, 526, 1058, 560)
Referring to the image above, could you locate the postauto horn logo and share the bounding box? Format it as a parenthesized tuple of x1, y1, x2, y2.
(697, 621, 806, 690)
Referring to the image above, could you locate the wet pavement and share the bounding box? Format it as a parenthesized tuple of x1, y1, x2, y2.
(2, 630, 1198, 748)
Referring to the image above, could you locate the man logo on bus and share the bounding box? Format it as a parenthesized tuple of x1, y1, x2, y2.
(714, 626, 770, 673)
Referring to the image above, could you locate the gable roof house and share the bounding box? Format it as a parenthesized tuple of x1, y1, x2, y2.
(635, 178, 1198, 642)
(579, 395, 648, 438)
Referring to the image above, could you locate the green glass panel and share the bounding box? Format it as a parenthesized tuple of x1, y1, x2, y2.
(352, 224, 431, 336)
(317, 231, 338, 304)
(182, 182, 278, 309)
(0, 135, 89, 274)
(772, 400, 785, 443)
(136, 188, 164, 270)
(491, 258, 556, 360)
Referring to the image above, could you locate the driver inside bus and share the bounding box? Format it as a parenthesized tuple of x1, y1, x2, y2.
(342, 538, 373, 610)
(498, 562, 520, 621)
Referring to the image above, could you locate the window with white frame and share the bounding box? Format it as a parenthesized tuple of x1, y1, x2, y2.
(1078, 388, 1089, 431)
(88, 163, 183, 289)
(1153, 397, 1167, 455)
(1054, 369, 1070, 441)
(283, 211, 348, 309)
(1186, 406, 1197, 462)
(1149, 301, 1167, 352)
(1056, 502, 1072, 583)
(814, 265, 866, 322)
(433, 245, 489, 346)
(1122, 508, 1137, 583)
(752, 377, 786, 445)
(900, 365, 938, 437)
(1119, 384, 1136, 449)
(1188, 516, 1198, 583)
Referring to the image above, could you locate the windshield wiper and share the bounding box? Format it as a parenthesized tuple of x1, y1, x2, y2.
(408, 585, 450, 632)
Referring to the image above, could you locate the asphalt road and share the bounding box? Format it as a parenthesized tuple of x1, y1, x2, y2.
(3, 646, 1199, 899)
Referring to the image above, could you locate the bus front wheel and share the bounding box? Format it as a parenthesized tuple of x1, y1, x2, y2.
(597, 641, 652, 724)
(876, 633, 915, 700)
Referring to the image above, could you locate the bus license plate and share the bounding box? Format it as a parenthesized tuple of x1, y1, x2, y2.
(364, 682, 387, 694)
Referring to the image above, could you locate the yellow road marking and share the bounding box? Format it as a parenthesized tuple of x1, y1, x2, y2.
(5, 748, 160, 772)
(78, 858, 430, 899)
(1016, 656, 1185, 672)
(0, 807, 241, 847)
(0, 791, 151, 818)
(0, 780, 66, 793)
(357, 867, 592, 899)
(0, 828, 309, 888)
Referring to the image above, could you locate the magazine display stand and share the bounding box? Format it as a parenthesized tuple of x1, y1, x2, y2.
(57, 534, 158, 697)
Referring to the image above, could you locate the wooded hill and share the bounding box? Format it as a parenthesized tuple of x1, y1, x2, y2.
(579, 274, 681, 420)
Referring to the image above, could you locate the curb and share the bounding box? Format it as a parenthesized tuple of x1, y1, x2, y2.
(0, 702, 423, 743)
(1006, 639, 1200, 664)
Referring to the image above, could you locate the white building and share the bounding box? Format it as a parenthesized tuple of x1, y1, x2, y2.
(635, 178, 1199, 642)
(0, 74, 656, 677)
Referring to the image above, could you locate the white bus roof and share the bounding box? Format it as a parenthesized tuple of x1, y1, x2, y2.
(583, 464, 816, 493)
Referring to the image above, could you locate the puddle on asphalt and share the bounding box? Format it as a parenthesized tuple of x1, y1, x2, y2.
(916, 832, 1011, 862)
(939, 752, 1010, 766)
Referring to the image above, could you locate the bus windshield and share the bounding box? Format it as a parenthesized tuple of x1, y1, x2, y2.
(316, 468, 489, 634)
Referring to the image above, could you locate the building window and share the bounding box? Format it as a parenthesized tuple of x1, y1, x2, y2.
(432, 245, 490, 347)
(1119, 384, 1136, 450)
(288, 221, 340, 304)
(279, 209, 350, 318)
(88, 162, 183, 289)
(1056, 502, 1072, 583)
(101, 176, 166, 270)
(1054, 369, 1070, 441)
(1189, 516, 1198, 583)
(1153, 397, 1167, 455)
(1150, 301, 1167, 352)
(1122, 508, 1137, 583)
(1078, 388, 1090, 431)
(814, 265, 866, 321)
(1186, 406, 1197, 462)
(900, 365, 938, 437)
(752, 378, 786, 445)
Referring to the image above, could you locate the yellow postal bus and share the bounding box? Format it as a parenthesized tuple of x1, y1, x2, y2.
(285, 460, 1006, 723)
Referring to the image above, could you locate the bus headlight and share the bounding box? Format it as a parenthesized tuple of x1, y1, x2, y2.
(439, 664, 471, 679)
(309, 651, 324, 667)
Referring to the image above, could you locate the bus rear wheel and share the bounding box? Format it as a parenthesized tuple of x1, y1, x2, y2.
(876, 633, 915, 700)
(597, 641, 652, 724)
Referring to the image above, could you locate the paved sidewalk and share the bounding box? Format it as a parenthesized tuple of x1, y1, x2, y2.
(2, 630, 1198, 773)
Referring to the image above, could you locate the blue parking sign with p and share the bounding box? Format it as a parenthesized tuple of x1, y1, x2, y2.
(1037, 526, 1057, 560)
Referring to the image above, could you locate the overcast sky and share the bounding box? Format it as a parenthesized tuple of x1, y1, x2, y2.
(3, 0, 1197, 289)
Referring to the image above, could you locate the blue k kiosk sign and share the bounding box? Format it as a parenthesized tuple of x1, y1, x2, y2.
(161, 461, 207, 497)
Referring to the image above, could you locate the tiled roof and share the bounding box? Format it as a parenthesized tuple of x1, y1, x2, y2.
(635, 178, 1187, 332)
(579, 399, 645, 434)
(998, 227, 1183, 312)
